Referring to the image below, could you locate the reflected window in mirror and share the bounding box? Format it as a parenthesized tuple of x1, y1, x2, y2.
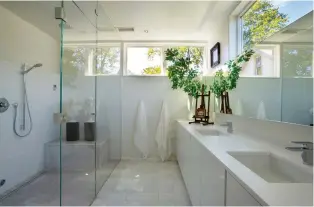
(240, 0, 313, 51)
(237, 0, 313, 78)
(282, 44, 313, 78)
(223, 1, 313, 125)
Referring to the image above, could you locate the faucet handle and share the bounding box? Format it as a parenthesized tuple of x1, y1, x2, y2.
(291, 141, 313, 150)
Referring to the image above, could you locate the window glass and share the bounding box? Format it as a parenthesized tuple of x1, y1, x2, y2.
(63, 46, 120, 76)
(165, 46, 204, 71)
(127, 47, 162, 75)
(282, 44, 313, 77)
(63, 47, 90, 72)
(95, 47, 120, 75)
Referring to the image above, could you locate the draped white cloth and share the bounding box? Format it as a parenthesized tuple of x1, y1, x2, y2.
(155, 101, 171, 162)
(235, 99, 243, 116)
(134, 100, 149, 158)
(257, 101, 267, 120)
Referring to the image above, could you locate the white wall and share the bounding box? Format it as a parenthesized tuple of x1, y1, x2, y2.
(227, 78, 282, 121)
(281, 78, 313, 125)
(0, 5, 59, 195)
(207, 22, 229, 74)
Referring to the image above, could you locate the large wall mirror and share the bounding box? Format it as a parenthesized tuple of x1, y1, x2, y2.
(217, 0, 313, 126)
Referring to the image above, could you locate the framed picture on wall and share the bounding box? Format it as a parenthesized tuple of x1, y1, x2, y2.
(210, 42, 220, 68)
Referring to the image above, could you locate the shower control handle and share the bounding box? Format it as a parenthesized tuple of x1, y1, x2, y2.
(0, 97, 9, 113)
(0, 179, 5, 187)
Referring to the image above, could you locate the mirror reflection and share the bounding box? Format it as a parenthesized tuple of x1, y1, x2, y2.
(216, 0, 313, 126)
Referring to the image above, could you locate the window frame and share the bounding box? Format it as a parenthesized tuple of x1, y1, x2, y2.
(230, 0, 282, 78)
(246, 43, 281, 77)
(123, 42, 208, 76)
(237, 1, 256, 55)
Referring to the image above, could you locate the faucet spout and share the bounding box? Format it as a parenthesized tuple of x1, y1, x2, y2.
(286, 141, 313, 165)
(220, 121, 233, 133)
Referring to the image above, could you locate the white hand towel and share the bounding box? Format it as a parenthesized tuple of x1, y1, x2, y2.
(134, 100, 149, 159)
(257, 101, 267, 120)
(155, 101, 171, 162)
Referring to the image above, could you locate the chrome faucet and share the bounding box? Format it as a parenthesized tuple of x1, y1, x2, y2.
(286, 141, 313, 166)
(220, 121, 233, 133)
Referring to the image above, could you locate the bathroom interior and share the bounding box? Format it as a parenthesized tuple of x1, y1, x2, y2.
(0, 0, 313, 206)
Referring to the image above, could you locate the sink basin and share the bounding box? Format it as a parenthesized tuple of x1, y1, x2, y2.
(228, 151, 313, 183)
(195, 129, 221, 136)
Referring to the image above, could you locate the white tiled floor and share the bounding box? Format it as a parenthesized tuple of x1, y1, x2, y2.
(92, 160, 191, 206)
(0, 161, 118, 206)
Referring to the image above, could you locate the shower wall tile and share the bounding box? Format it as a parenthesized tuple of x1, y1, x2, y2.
(0, 5, 59, 195)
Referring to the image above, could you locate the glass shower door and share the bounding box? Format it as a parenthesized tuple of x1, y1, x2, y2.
(58, 1, 97, 205)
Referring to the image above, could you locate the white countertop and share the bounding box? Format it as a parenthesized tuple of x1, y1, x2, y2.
(178, 120, 313, 206)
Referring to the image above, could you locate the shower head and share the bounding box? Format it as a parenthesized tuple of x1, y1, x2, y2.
(33, 63, 42, 68)
(22, 63, 43, 74)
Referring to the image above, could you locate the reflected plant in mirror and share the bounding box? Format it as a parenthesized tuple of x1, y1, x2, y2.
(210, 49, 255, 97)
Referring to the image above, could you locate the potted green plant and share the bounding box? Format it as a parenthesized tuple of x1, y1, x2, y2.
(210, 49, 254, 110)
(165, 48, 206, 98)
(165, 48, 207, 119)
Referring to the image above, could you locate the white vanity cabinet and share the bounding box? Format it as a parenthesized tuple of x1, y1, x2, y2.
(176, 124, 201, 205)
(226, 172, 261, 206)
(199, 143, 225, 206)
(186, 133, 202, 205)
(176, 124, 187, 171)
(176, 125, 225, 206)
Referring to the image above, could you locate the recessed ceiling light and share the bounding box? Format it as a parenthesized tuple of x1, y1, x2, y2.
(144, 30, 149, 33)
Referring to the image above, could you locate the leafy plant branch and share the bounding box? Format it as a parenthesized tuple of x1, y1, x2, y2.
(210, 49, 255, 97)
(165, 48, 206, 98)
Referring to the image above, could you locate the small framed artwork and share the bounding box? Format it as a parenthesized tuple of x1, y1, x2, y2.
(210, 42, 220, 68)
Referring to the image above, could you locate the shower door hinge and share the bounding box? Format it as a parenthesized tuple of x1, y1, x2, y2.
(55, 7, 66, 22)
(53, 112, 68, 124)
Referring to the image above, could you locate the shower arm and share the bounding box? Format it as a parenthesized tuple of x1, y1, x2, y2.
(22, 67, 26, 130)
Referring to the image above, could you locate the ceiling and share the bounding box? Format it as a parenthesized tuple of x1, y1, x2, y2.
(98, 1, 239, 41)
(0, 1, 240, 41)
(262, 11, 313, 43)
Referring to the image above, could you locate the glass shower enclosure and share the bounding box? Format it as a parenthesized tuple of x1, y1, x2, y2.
(0, 1, 121, 205)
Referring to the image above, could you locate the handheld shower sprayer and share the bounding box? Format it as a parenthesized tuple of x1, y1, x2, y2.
(22, 63, 43, 74)
(13, 63, 42, 137)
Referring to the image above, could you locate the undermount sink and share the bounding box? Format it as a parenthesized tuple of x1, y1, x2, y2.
(195, 128, 221, 136)
(228, 151, 313, 183)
